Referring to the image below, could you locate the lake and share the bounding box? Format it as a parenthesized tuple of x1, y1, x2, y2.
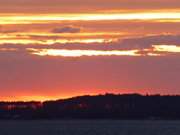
(0, 120, 179, 135)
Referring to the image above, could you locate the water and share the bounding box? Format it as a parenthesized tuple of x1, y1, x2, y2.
(0, 120, 179, 135)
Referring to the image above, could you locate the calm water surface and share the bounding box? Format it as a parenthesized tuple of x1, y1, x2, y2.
(0, 120, 179, 135)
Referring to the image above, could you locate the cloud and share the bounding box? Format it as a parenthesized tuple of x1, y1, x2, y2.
(51, 26, 81, 33)
(0, 30, 18, 33)
(0, 27, 18, 33)
(0, 48, 18, 51)
(2, 34, 180, 57)
(1, 0, 180, 14)
(120, 35, 180, 49)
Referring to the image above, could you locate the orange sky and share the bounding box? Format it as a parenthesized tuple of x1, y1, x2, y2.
(1, 0, 180, 101)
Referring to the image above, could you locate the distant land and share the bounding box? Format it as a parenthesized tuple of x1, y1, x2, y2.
(0, 93, 180, 120)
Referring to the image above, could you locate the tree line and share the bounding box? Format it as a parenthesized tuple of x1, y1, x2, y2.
(0, 93, 180, 119)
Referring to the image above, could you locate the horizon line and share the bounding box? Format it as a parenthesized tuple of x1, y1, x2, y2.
(1, 92, 180, 102)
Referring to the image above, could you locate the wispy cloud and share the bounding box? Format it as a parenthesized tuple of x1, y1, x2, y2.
(1, 34, 180, 57)
(2, 12, 180, 24)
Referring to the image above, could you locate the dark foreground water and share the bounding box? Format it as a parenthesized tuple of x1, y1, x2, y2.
(0, 120, 180, 135)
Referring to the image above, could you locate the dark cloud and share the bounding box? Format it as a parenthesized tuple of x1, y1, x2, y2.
(52, 26, 81, 33)
(120, 35, 180, 49)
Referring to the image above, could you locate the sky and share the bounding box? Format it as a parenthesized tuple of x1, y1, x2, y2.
(1, 0, 180, 101)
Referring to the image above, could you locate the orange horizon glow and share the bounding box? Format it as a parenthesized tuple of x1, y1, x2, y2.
(0, 91, 151, 102)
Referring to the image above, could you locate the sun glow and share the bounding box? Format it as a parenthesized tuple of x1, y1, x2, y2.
(1, 12, 180, 24)
(1, 96, 60, 102)
(153, 45, 180, 53)
(27, 48, 140, 57)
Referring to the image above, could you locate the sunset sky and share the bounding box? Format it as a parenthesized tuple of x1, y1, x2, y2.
(1, 0, 180, 101)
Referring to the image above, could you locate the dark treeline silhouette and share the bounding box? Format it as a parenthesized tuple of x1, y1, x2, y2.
(1, 93, 180, 119)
